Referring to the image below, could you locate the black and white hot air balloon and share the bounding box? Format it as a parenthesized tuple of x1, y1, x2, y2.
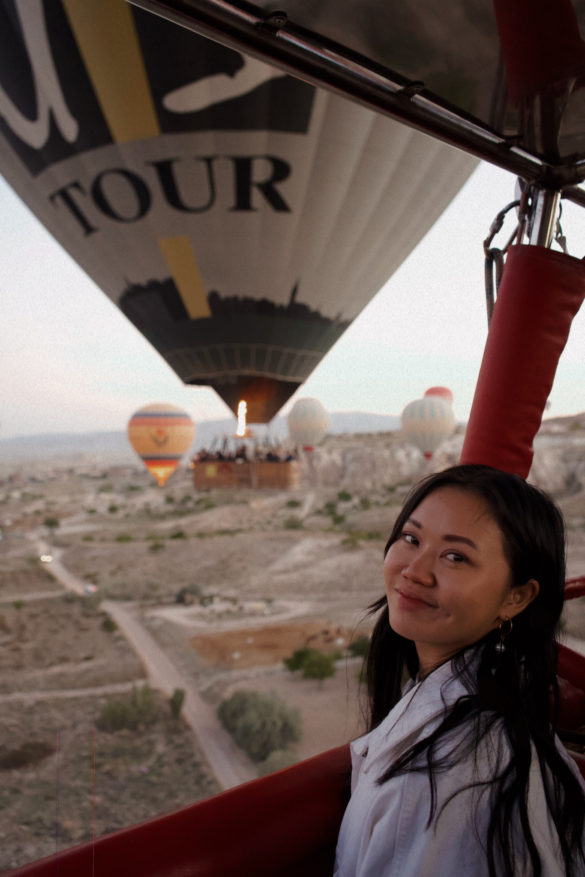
(0, 1, 476, 421)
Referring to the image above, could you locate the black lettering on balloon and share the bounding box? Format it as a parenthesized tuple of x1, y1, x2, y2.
(49, 181, 98, 236)
(149, 156, 217, 212)
(91, 168, 151, 222)
(229, 155, 291, 212)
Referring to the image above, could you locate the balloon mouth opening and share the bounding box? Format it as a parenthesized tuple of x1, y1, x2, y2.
(209, 377, 301, 423)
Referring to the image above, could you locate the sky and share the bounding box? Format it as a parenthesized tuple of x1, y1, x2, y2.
(2, 160, 585, 440)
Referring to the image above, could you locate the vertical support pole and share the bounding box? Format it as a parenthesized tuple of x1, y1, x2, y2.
(528, 188, 561, 247)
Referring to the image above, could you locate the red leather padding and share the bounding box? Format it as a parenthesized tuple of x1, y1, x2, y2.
(460, 245, 585, 478)
(493, 0, 585, 102)
(5, 745, 351, 877)
(564, 577, 585, 600)
(558, 644, 585, 732)
(558, 643, 585, 695)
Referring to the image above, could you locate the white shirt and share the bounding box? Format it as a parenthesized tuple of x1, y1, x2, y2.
(334, 660, 585, 876)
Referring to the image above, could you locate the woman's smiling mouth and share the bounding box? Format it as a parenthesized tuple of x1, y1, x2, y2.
(394, 588, 438, 609)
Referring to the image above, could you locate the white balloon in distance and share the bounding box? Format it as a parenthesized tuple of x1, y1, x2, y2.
(0, 2, 478, 422)
(287, 398, 330, 450)
(401, 396, 456, 459)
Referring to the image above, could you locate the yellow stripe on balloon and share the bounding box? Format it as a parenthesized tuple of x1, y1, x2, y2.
(158, 236, 212, 319)
(62, 0, 159, 143)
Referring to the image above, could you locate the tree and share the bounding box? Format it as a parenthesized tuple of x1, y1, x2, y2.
(43, 516, 59, 534)
(348, 635, 371, 658)
(283, 646, 312, 672)
(301, 650, 336, 686)
(218, 690, 301, 762)
(169, 688, 185, 720)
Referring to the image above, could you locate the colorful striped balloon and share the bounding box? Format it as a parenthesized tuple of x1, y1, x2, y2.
(401, 396, 456, 460)
(127, 403, 195, 486)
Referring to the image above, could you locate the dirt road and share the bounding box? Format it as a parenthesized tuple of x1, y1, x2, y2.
(36, 544, 256, 790)
(102, 600, 255, 789)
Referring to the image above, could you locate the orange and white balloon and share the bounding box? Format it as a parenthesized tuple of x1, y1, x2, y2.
(127, 403, 195, 486)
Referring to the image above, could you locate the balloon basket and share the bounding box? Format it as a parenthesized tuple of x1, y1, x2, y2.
(193, 460, 301, 490)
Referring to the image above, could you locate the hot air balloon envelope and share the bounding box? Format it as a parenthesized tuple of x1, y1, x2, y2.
(287, 397, 330, 449)
(0, 1, 477, 422)
(401, 396, 456, 460)
(127, 403, 195, 486)
(424, 386, 454, 405)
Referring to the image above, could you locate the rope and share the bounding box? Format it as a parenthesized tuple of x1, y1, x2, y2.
(483, 199, 520, 326)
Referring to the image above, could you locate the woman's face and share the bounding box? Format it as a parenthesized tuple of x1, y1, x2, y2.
(384, 486, 535, 678)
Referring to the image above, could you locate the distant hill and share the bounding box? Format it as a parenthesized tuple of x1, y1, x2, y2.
(0, 412, 401, 463)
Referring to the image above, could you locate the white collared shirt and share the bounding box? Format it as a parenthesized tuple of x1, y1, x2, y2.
(334, 660, 585, 876)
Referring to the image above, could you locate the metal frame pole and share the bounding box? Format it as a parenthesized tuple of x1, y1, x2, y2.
(528, 187, 561, 247)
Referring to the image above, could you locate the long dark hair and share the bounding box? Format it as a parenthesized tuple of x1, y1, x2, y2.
(366, 464, 584, 877)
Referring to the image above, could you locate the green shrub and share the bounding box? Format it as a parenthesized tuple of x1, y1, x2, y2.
(359, 497, 372, 510)
(0, 741, 54, 770)
(149, 541, 165, 552)
(283, 647, 313, 672)
(96, 685, 159, 732)
(348, 635, 371, 658)
(341, 531, 361, 549)
(176, 584, 202, 604)
(218, 690, 301, 762)
(286, 499, 301, 508)
(337, 490, 352, 502)
(169, 530, 186, 539)
(101, 616, 117, 633)
(324, 501, 337, 516)
(43, 516, 59, 531)
(115, 533, 133, 543)
(165, 494, 175, 504)
(82, 534, 95, 541)
(284, 516, 303, 530)
(195, 496, 215, 510)
(301, 650, 336, 685)
(342, 529, 382, 548)
(257, 750, 298, 777)
(331, 513, 345, 525)
(169, 688, 186, 720)
(108, 504, 119, 514)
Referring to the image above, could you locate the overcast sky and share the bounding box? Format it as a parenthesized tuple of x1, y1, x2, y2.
(2, 160, 585, 440)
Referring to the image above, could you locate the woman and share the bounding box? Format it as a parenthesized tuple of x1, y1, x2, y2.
(334, 464, 585, 876)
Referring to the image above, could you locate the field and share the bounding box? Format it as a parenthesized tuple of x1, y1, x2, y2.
(1, 441, 584, 871)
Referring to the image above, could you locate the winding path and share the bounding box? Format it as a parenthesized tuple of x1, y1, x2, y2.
(35, 541, 256, 790)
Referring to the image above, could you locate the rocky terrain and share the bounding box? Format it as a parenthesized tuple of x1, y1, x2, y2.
(1, 421, 584, 872)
